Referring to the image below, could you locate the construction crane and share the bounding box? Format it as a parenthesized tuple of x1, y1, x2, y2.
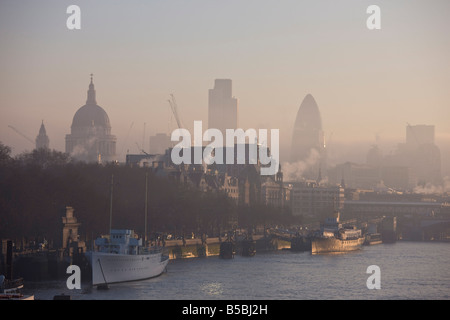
(8, 125, 34, 146)
(167, 94, 184, 129)
(135, 142, 149, 155)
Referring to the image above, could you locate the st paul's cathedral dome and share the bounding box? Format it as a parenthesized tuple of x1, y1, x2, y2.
(65, 75, 116, 162)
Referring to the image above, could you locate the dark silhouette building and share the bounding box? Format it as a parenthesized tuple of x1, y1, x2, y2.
(35, 121, 49, 150)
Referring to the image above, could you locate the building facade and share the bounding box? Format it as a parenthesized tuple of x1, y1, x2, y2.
(261, 167, 291, 209)
(290, 181, 344, 217)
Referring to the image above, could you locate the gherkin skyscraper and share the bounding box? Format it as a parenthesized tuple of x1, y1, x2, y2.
(290, 94, 327, 180)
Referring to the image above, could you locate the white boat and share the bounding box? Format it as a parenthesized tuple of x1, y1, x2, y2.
(87, 229, 169, 286)
(86, 173, 169, 286)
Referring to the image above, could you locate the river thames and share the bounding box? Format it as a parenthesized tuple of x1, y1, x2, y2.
(25, 241, 450, 300)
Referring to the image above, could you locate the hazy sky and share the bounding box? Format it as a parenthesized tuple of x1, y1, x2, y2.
(1, 0, 449, 171)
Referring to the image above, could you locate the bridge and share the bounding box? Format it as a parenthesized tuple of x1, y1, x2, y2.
(419, 219, 450, 240)
(419, 218, 450, 228)
(399, 217, 450, 241)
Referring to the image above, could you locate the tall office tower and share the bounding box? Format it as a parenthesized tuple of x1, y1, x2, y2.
(290, 94, 327, 180)
(388, 124, 441, 186)
(65, 75, 116, 163)
(208, 79, 238, 134)
(406, 124, 435, 147)
(35, 120, 50, 150)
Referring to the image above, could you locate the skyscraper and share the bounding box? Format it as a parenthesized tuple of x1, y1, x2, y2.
(406, 124, 435, 147)
(208, 79, 238, 133)
(35, 120, 49, 150)
(290, 94, 326, 180)
(385, 124, 442, 186)
(65, 75, 116, 163)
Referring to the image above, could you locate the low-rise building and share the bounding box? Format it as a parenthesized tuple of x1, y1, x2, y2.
(290, 181, 344, 217)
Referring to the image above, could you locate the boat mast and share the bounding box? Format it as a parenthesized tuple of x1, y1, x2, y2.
(109, 174, 114, 236)
(144, 171, 148, 247)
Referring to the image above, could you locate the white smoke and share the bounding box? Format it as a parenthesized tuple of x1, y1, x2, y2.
(71, 144, 88, 158)
(70, 136, 98, 158)
(282, 148, 320, 182)
(138, 154, 165, 168)
(413, 176, 450, 194)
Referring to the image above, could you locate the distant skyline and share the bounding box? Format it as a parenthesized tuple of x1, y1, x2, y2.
(1, 0, 449, 175)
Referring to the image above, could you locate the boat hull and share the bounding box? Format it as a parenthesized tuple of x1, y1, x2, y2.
(311, 237, 364, 254)
(88, 251, 169, 286)
(0, 293, 34, 300)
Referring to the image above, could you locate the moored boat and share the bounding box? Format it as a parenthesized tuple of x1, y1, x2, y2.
(86, 173, 169, 287)
(87, 229, 169, 286)
(364, 233, 382, 245)
(311, 212, 364, 254)
(219, 233, 235, 259)
(240, 237, 256, 257)
(0, 275, 34, 300)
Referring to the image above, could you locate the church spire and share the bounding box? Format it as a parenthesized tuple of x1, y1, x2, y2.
(38, 120, 47, 135)
(36, 120, 49, 150)
(86, 73, 97, 104)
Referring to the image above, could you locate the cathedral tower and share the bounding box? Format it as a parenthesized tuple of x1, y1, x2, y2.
(36, 120, 50, 150)
(65, 75, 116, 163)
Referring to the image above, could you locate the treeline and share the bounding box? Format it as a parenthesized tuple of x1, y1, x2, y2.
(0, 142, 298, 247)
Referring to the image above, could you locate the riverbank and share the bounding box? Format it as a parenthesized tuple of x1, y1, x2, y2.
(164, 235, 291, 259)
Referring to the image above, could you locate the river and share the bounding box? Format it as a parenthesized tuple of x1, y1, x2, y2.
(24, 241, 450, 300)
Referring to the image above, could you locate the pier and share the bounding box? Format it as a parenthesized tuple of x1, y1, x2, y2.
(163, 234, 288, 259)
(2, 214, 449, 283)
